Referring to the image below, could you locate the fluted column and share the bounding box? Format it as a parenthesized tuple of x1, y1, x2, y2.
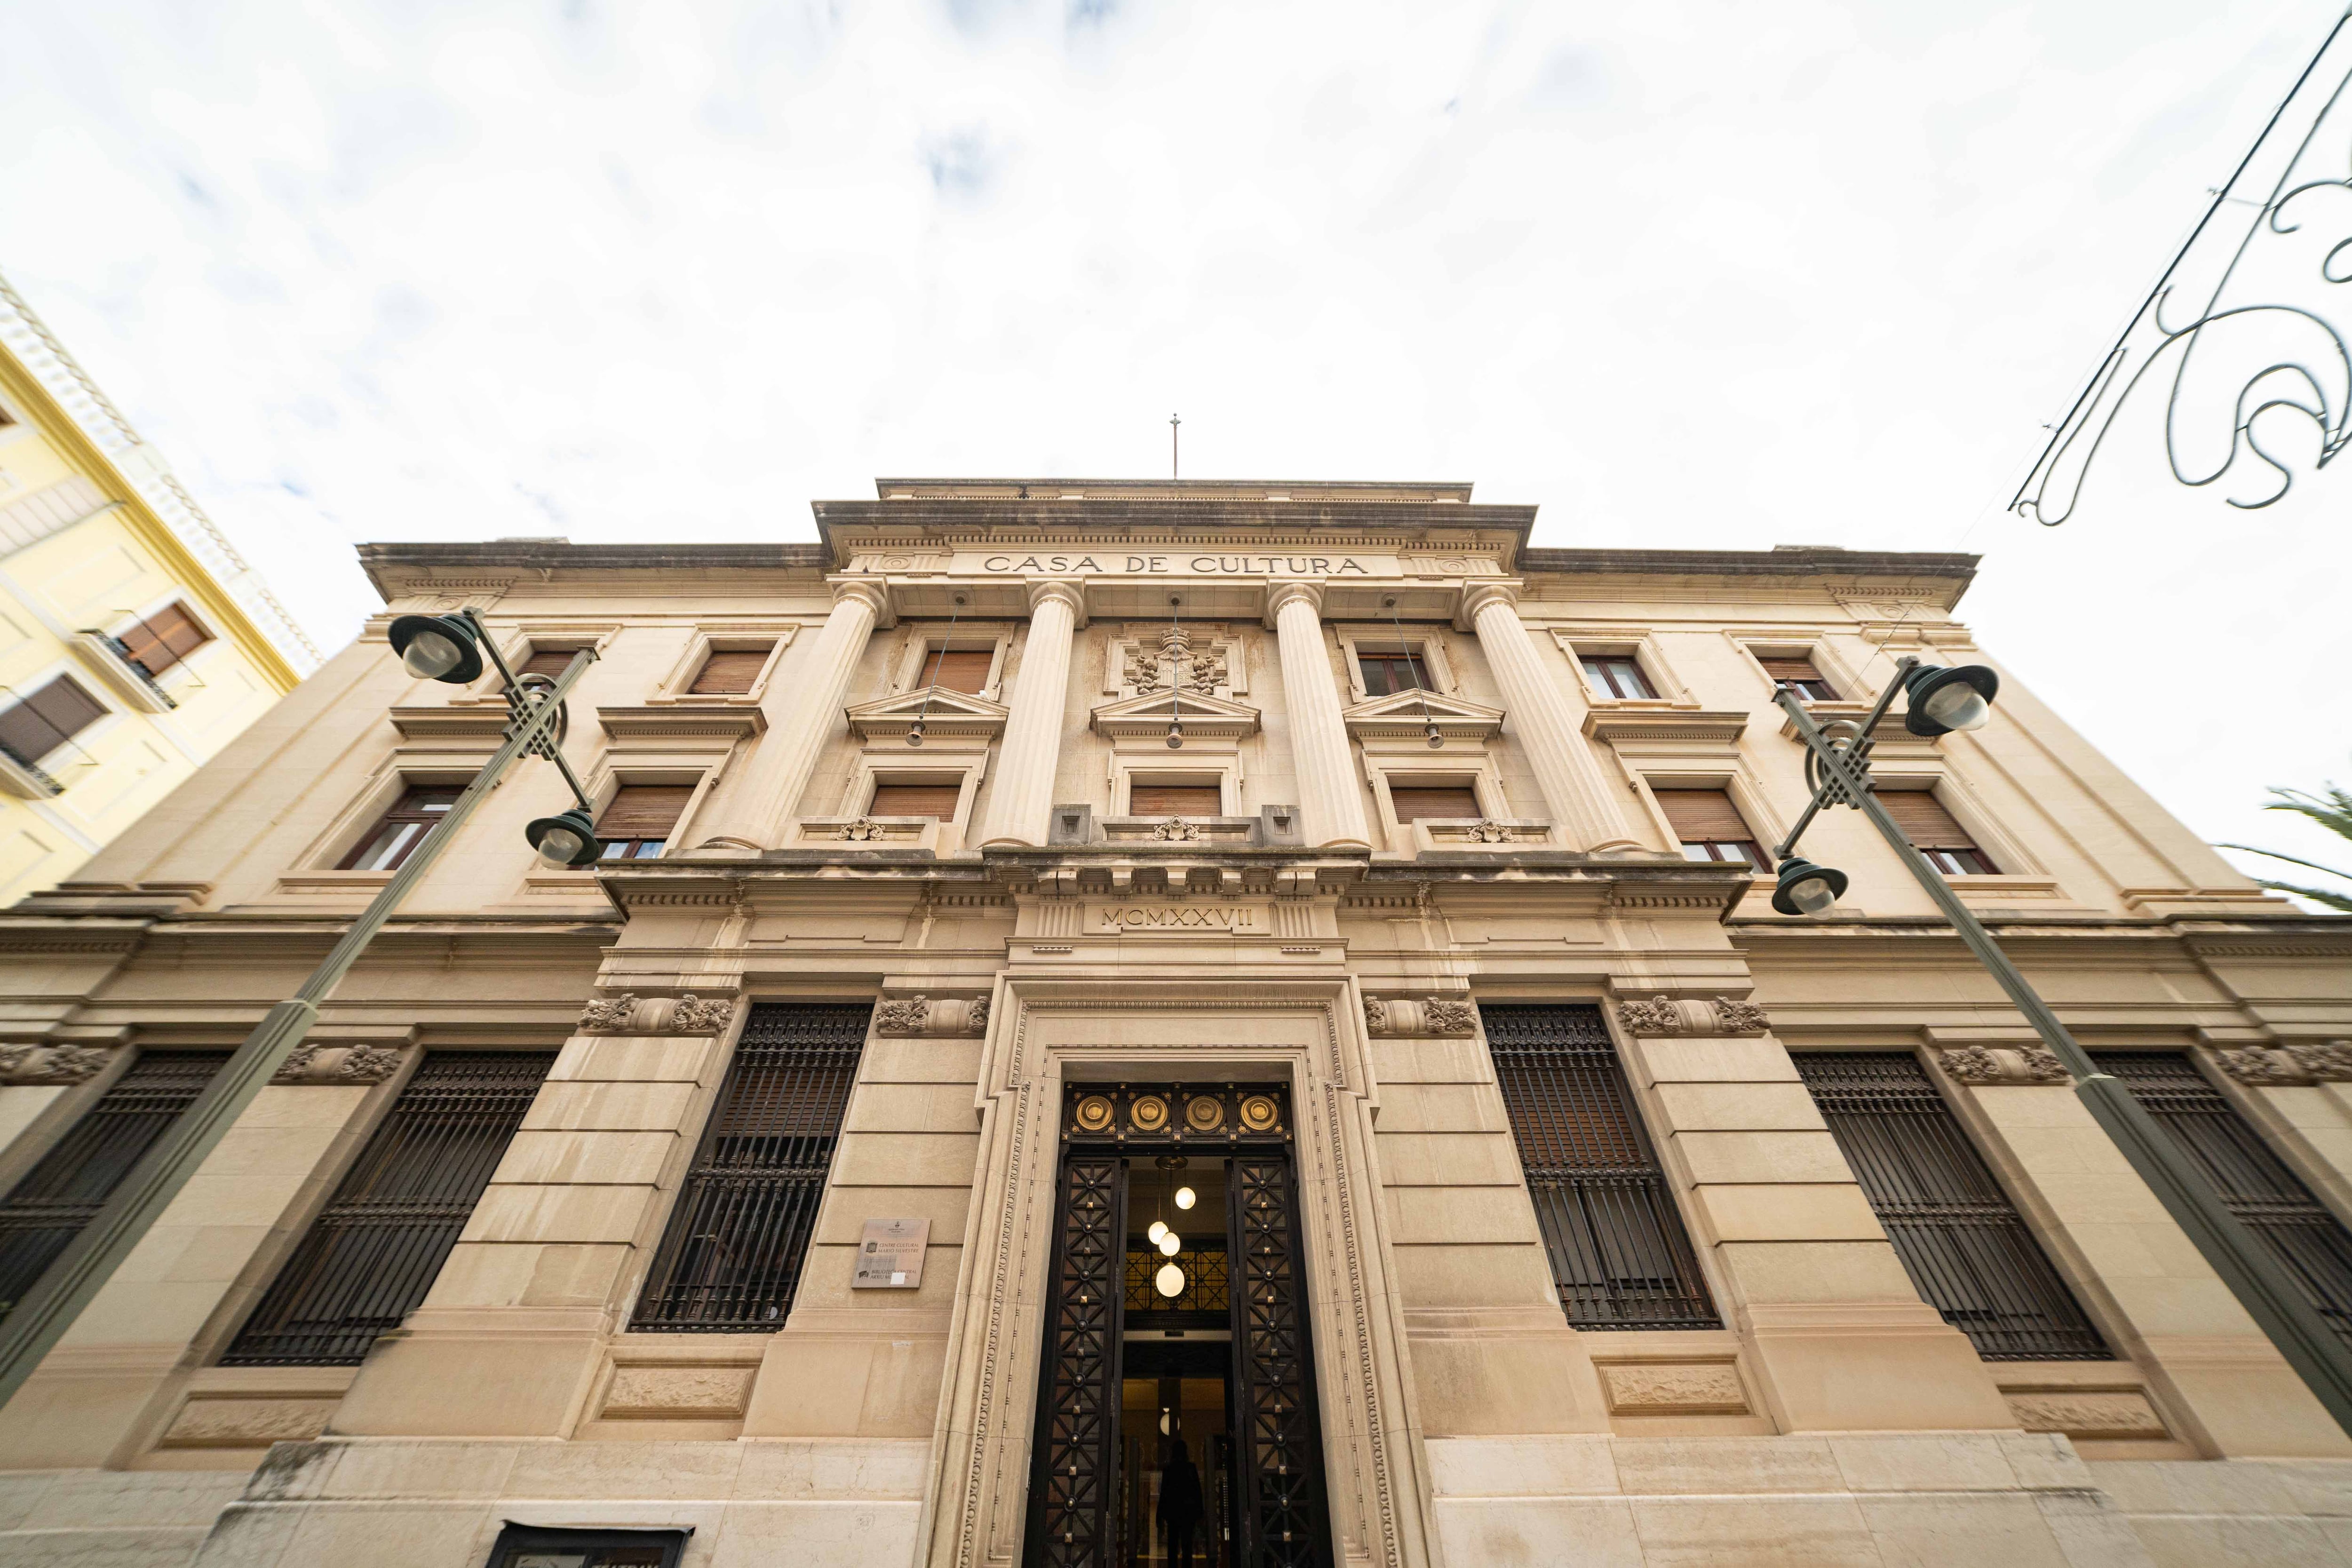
(979, 580, 1085, 847)
(1462, 582, 1644, 853)
(1266, 581, 1371, 850)
(699, 577, 888, 852)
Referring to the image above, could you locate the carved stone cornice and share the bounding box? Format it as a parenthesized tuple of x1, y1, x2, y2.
(596, 706, 767, 742)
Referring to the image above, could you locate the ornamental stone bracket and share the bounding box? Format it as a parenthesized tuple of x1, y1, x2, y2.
(2214, 1040, 2352, 1086)
(576, 992, 740, 1036)
(0, 1042, 120, 1084)
(271, 1043, 410, 1086)
(875, 994, 990, 1037)
(1612, 995, 1769, 1037)
(1361, 995, 1478, 1037)
(1932, 1044, 2071, 1086)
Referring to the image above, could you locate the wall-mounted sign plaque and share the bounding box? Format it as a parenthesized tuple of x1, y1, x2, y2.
(852, 1217, 930, 1289)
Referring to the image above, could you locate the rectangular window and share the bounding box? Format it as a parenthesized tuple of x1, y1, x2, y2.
(1758, 653, 1839, 702)
(869, 781, 963, 819)
(1581, 654, 1657, 700)
(1482, 1004, 1719, 1329)
(688, 646, 771, 695)
(917, 647, 994, 693)
(1796, 1052, 2109, 1360)
(484, 1524, 688, 1568)
(1357, 648, 1431, 697)
(0, 675, 107, 768)
(633, 1002, 870, 1330)
(0, 1051, 230, 1322)
(1128, 780, 1222, 817)
(1654, 787, 1767, 868)
(339, 786, 461, 871)
(2103, 1052, 2352, 1345)
(222, 1051, 554, 1365)
(1388, 783, 1483, 822)
(1881, 789, 1997, 875)
(516, 648, 582, 681)
(114, 603, 213, 677)
(596, 784, 693, 860)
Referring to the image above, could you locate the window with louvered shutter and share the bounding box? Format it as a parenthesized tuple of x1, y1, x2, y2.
(866, 782, 961, 819)
(689, 648, 771, 694)
(115, 603, 212, 677)
(1757, 654, 1838, 701)
(1654, 788, 1766, 867)
(0, 676, 106, 768)
(517, 648, 580, 680)
(1879, 790, 1996, 874)
(1389, 785, 1481, 821)
(918, 648, 994, 693)
(633, 1003, 871, 1329)
(1796, 1052, 2108, 1360)
(1482, 1004, 1717, 1329)
(222, 1051, 554, 1364)
(0, 1052, 230, 1321)
(596, 785, 693, 859)
(1129, 781, 1222, 816)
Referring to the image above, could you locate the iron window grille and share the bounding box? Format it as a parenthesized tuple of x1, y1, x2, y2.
(2103, 1051, 2352, 1346)
(631, 1003, 870, 1331)
(483, 1524, 688, 1568)
(0, 1051, 229, 1323)
(1482, 1004, 1719, 1329)
(1796, 1052, 2110, 1360)
(222, 1051, 554, 1365)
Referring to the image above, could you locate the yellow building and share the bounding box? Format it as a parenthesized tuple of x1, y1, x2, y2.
(0, 275, 311, 902)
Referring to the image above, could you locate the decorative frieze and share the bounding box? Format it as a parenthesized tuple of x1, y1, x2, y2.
(1935, 1044, 2072, 1086)
(1361, 995, 1477, 1037)
(2216, 1041, 2352, 1086)
(1612, 996, 1769, 1037)
(576, 992, 739, 1036)
(271, 1043, 407, 1086)
(599, 1363, 757, 1420)
(0, 1043, 116, 1084)
(1597, 1361, 1749, 1415)
(2004, 1388, 2167, 1441)
(875, 994, 991, 1037)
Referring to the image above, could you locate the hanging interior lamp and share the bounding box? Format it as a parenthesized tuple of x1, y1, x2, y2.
(1384, 596, 1444, 748)
(1164, 595, 1186, 748)
(907, 593, 968, 747)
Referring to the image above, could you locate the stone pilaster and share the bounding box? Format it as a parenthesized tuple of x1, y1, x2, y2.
(1460, 582, 1642, 854)
(698, 576, 889, 852)
(978, 580, 1085, 847)
(1266, 581, 1371, 849)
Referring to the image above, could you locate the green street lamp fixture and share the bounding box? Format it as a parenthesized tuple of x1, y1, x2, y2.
(0, 607, 604, 1415)
(1768, 653, 2352, 1439)
(387, 612, 486, 684)
(1900, 662, 1999, 736)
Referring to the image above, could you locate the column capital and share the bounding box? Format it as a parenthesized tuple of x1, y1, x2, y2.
(827, 576, 895, 627)
(1263, 580, 1325, 628)
(1025, 578, 1088, 628)
(1456, 579, 1523, 629)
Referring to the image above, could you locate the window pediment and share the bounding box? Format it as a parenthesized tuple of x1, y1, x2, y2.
(1342, 688, 1502, 744)
(1090, 687, 1261, 740)
(846, 687, 1009, 742)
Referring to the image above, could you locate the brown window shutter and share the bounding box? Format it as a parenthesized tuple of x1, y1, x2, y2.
(1654, 788, 1750, 842)
(1878, 789, 1977, 851)
(869, 783, 962, 819)
(118, 603, 211, 674)
(1757, 655, 1824, 683)
(1388, 785, 1482, 822)
(518, 649, 579, 680)
(1128, 782, 1223, 817)
(0, 677, 106, 763)
(596, 785, 694, 838)
(689, 648, 770, 694)
(921, 649, 994, 693)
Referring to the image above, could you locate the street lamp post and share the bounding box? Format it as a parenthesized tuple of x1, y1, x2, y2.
(0, 611, 605, 1412)
(1772, 655, 2352, 1438)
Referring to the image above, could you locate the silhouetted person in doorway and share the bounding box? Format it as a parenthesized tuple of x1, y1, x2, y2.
(1158, 1437, 1204, 1568)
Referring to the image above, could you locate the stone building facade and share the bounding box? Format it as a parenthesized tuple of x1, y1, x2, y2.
(0, 478, 2346, 1568)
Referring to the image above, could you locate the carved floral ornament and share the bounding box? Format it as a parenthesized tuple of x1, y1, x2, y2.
(576, 993, 738, 1036)
(2216, 1041, 2352, 1087)
(0, 1043, 117, 1085)
(1360, 995, 1477, 1037)
(270, 1043, 408, 1086)
(875, 995, 991, 1037)
(1611, 996, 1770, 1037)
(1935, 1045, 2071, 1087)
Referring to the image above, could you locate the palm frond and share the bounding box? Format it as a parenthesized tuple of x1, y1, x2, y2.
(2249, 879, 2352, 913)
(2259, 784, 2352, 843)
(2218, 844, 2352, 883)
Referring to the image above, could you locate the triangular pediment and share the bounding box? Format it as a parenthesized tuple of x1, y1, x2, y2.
(1090, 687, 1261, 739)
(847, 687, 1009, 740)
(1343, 688, 1505, 741)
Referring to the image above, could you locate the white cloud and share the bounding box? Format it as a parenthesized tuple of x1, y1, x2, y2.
(0, 0, 2346, 885)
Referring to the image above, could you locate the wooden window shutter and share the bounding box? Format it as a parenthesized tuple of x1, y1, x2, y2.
(920, 648, 993, 693)
(596, 786, 693, 838)
(0, 677, 106, 764)
(1654, 788, 1750, 842)
(1129, 782, 1222, 817)
(689, 648, 770, 694)
(869, 783, 962, 819)
(518, 649, 579, 680)
(1388, 785, 1481, 821)
(1879, 790, 1977, 850)
(117, 603, 212, 674)
(1757, 655, 1824, 684)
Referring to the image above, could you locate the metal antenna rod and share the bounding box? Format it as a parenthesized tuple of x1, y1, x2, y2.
(1171, 413, 1180, 479)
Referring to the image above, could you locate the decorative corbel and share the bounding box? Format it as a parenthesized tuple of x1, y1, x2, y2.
(874, 995, 991, 1038)
(0, 1043, 120, 1085)
(576, 993, 740, 1036)
(1611, 996, 1772, 1037)
(1359, 996, 1478, 1037)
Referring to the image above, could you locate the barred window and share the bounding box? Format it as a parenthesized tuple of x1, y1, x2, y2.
(1796, 1052, 2109, 1360)
(1481, 1004, 1718, 1329)
(2103, 1052, 2352, 1345)
(223, 1051, 553, 1364)
(0, 1051, 229, 1322)
(632, 1003, 870, 1331)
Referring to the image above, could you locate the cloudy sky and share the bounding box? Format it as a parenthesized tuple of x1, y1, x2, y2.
(2, 0, 2349, 888)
